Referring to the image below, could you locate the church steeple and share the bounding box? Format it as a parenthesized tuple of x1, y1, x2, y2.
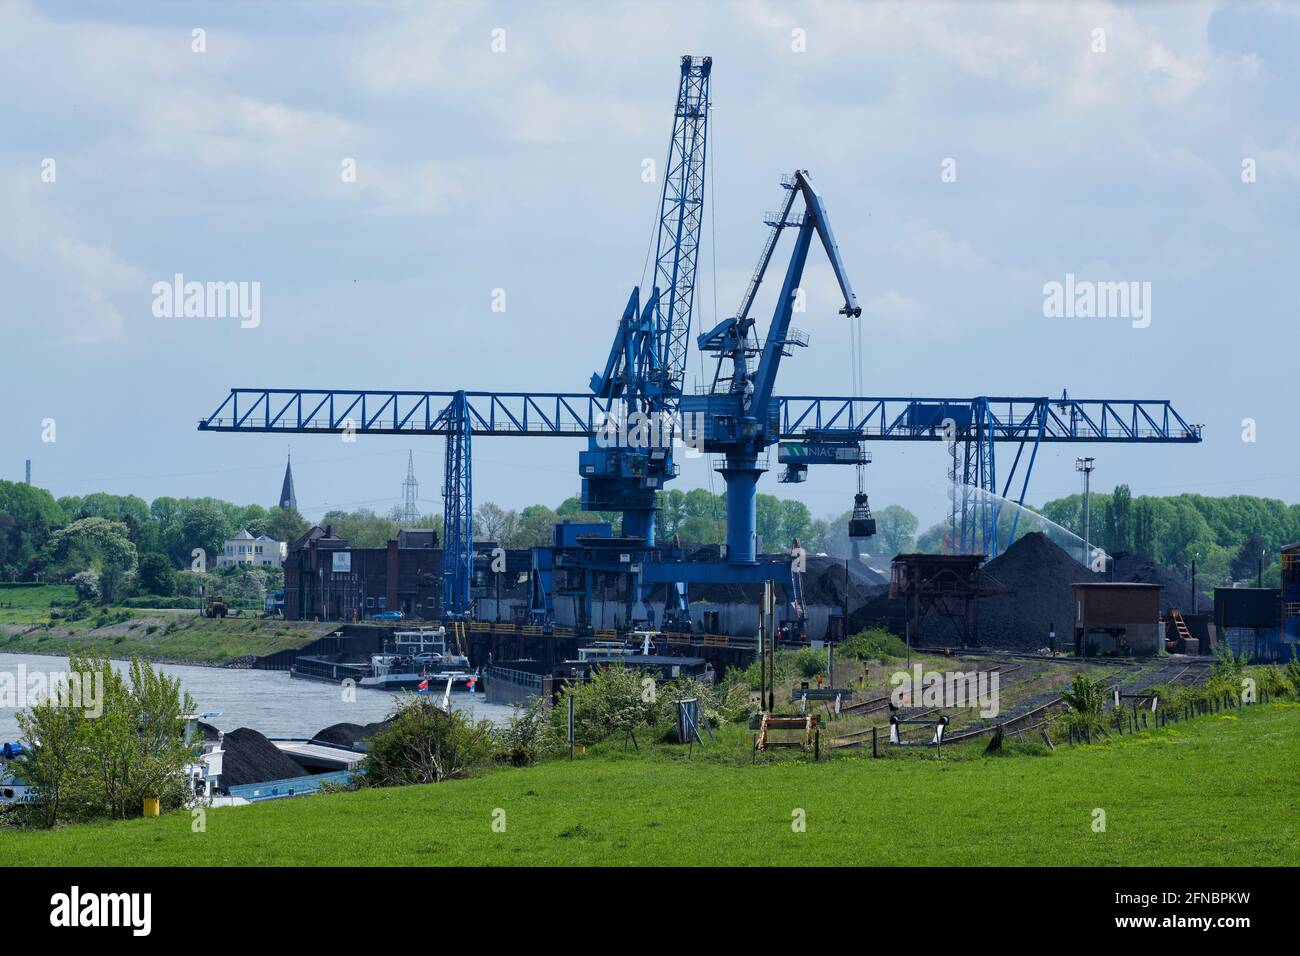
(279, 451, 297, 511)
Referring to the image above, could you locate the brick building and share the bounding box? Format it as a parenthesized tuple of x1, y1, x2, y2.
(283, 526, 443, 621)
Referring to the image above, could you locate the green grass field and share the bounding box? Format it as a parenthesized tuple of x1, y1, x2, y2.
(6, 703, 1296, 866)
(0, 584, 332, 663)
(0, 585, 76, 625)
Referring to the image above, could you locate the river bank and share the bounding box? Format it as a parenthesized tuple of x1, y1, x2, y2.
(0, 611, 335, 666)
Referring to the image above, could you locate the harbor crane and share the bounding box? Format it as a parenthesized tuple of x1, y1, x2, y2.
(198, 55, 1202, 629)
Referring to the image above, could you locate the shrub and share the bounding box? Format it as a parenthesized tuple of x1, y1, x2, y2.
(70, 570, 100, 603)
(363, 694, 497, 785)
(497, 697, 561, 767)
(840, 627, 909, 663)
(553, 662, 657, 746)
(794, 647, 826, 679)
(1213, 642, 1249, 678)
(1286, 647, 1300, 696)
(724, 652, 792, 692)
(1059, 673, 1108, 735)
(654, 675, 754, 735)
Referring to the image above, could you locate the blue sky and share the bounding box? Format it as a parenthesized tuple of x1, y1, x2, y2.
(2, 0, 1297, 530)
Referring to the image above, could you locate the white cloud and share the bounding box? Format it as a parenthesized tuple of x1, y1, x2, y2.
(0, 177, 145, 345)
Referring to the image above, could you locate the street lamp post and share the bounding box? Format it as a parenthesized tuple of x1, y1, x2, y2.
(1076, 457, 1096, 568)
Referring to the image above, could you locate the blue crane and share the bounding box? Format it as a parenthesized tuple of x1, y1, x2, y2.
(682, 169, 861, 563)
(198, 388, 1201, 559)
(581, 55, 711, 545)
(197, 55, 1202, 627)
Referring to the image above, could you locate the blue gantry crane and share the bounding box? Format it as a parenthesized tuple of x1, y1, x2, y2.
(197, 54, 1202, 630)
(582, 55, 711, 545)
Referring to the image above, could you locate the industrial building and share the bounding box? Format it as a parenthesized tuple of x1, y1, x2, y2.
(283, 526, 444, 621)
(1072, 583, 1163, 657)
(283, 518, 876, 643)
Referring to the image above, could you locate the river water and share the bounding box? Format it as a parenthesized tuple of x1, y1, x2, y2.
(0, 652, 516, 743)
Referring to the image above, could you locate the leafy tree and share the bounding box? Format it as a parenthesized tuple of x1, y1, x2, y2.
(1230, 533, 1267, 583)
(473, 502, 516, 545)
(12, 690, 88, 828)
(1108, 484, 1133, 553)
(656, 489, 689, 540)
(781, 499, 813, 546)
(46, 517, 138, 603)
(916, 520, 950, 554)
(60, 493, 152, 551)
(75, 653, 198, 819)
(678, 514, 725, 546)
(163, 502, 231, 570)
(1134, 499, 1156, 557)
(516, 505, 560, 548)
(14, 651, 197, 825)
(874, 505, 919, 556)
(320, 508, 397, 548)
(756, 494, 785, 550)
(137, 552, 175, 596)
(261, 506, 310, 546)
(0, 480, 66, 579)
(70, 569, 101, 601)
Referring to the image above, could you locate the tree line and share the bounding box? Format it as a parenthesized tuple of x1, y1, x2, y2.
(3, 477, 1295, 602)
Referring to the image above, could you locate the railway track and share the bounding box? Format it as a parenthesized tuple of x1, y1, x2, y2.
(937, 658, 1216, 745)
(830, 657, 1215, 750)
(840, 664, 1024, 716)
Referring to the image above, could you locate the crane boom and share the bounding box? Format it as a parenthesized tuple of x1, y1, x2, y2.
(652, 55, 711, 414)
(580, 55, 712, 544)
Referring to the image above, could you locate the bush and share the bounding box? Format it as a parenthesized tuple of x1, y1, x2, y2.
(70, 570, 100, 602)
(724, 653, 792, 692)
(1214, 642, 1250, 678)
(654, 675, 754, 735)
(497, 697, 561, 767)
(363, 695, 497, 785)
(840, 628, 909, 663)
(1059, 673, 1108, 735)
(121, 595, 200, 610)
(553, 661, 658, 747)
(1287, 647, 1300, 696)
(794, 647, 826, 679)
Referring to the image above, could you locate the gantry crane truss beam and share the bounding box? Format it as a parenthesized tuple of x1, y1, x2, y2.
(198, 389, 1200, 444)
(198, 388, 1200, 558)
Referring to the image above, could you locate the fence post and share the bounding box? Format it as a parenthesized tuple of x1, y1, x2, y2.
(872, 725, 878, 759)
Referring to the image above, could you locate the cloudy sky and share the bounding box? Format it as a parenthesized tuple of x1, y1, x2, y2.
(2, 0, 1296, 530)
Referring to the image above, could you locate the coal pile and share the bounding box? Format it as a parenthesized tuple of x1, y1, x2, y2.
(311, 720, 390, 750)
(219, 728, 310, 787)
(1110, 553, 1192, 611)
(800, 555, 887, 608)
(971, 532, 1100, 650)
